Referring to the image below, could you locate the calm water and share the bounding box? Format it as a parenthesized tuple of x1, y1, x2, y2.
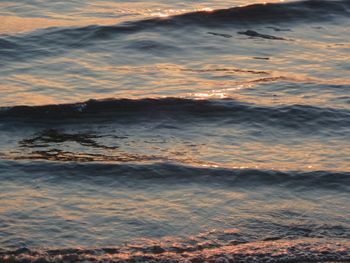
(0, 0, 350, 262)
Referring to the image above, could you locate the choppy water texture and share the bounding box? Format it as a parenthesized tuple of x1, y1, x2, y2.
(0, 0, 350, 262)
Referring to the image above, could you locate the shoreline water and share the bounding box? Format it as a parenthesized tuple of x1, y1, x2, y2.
(1, 238, 350, 262)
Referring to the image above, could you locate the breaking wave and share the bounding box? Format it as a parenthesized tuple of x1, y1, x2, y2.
(1, 238, 349, 263)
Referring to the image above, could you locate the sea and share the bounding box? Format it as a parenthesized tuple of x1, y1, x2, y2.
(0, 0, 350, 262)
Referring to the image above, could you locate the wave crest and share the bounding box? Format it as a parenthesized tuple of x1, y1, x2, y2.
(1, 98, 350, 130)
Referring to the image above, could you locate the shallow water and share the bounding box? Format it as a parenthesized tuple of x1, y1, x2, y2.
(0, 0, 350, 262)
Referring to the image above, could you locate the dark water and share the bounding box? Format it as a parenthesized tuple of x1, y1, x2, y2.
(0, 0, 350, 262)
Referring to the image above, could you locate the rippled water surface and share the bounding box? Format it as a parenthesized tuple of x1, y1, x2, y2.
(0, 0, 350, 262)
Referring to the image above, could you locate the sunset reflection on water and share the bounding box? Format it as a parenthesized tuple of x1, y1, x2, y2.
(1, 0, 350, 261)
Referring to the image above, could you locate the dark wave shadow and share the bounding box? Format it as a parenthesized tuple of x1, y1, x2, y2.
(1, 98, 350, 132)
(0, 161, 349, 191)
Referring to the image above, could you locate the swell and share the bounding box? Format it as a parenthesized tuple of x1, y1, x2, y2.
(1, 98, 350, 130)
(173, 0, 350, 26)
(0, 161, 349, 191)
(1, 238, 349, 263)
(1, 0, 349, 55)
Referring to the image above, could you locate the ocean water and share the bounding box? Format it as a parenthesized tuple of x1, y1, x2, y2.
(0, 0, 350, 262)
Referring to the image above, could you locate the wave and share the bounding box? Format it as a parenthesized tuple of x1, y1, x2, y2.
(1, 97, 350, 130)
(0, 0, 348, 66)
(173, 0, 350, 26)
(56, 0, 350, 35)
(1, 0, 349, 52)
(0, 161, 349, 191)
(1, 238, 349, 263)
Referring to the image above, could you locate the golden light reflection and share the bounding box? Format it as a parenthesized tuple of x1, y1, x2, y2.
(0, 92, 59, 106)
(151, 12, 169, 18)
(0, 0, 293, 34)
(0, 16, 120, 35)
(200, 7, 214, 12)
(2, 61, 348, 107)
